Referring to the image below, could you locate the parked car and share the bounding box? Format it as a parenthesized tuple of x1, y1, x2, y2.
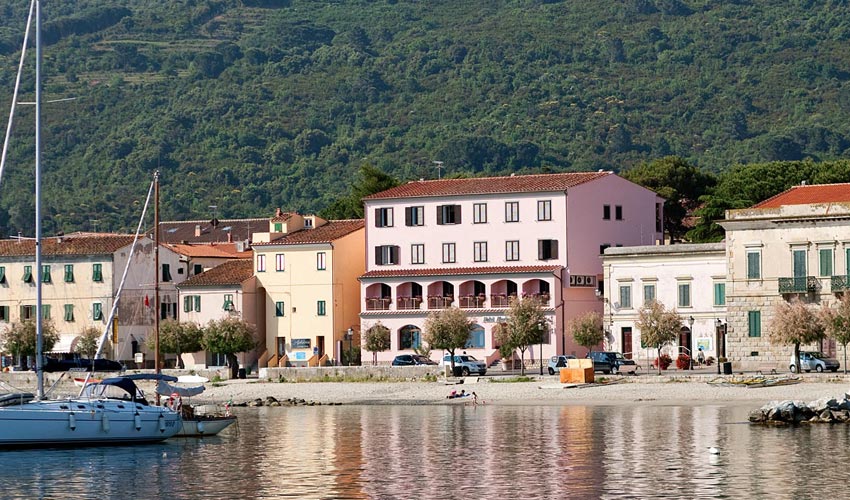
(789, 352, 840, 373)
(547, 355, 577, 375)
(392, 354, 437, 366)
(587, 351, 638, 374)
(440, 354, 487, 376)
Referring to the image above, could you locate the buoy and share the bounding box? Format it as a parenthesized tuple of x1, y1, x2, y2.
(102, 412, 110, 432)
(69, 412, 76, 431)
(134, 412, 142, 431)
(708, 446, 720, 455)
(158, 414, 166, 433)
(197, 421, 205, 434)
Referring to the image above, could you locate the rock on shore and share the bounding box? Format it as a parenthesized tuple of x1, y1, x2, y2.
(749, 396, 850, 424)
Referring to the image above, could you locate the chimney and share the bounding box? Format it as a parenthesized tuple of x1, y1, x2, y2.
(275, 208, 282, 217)
(195, 224, 201, 237)
(227, 232, 233, 243)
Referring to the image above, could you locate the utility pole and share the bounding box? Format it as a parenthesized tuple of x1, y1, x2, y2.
(433, 160, 444, 179)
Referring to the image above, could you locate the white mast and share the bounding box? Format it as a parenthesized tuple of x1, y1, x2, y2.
(34, 0, 44, 399)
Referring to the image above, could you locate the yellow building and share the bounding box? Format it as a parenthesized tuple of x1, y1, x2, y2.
(253, 217, 364, 367)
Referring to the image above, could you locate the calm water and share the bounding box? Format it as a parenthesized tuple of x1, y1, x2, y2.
(0, 403, 847, 499)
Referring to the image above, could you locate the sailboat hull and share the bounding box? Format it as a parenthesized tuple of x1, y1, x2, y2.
(0, 398, 181, 447)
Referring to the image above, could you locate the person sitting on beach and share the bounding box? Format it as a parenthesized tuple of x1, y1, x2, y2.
(447, 390, 457, 399)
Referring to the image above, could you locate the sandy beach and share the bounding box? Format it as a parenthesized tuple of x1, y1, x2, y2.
(192, 375, 850, 407)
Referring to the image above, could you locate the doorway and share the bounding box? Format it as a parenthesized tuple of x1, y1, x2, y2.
(621, 327, 633, 359)
(317, 336, 325, 358)
(679, 327, 692, 356)
(277, 337, 286, 357)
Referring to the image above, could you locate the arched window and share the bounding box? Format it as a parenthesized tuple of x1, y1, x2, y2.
(399, 325, 421, 350)
(465, 324, 485, 348)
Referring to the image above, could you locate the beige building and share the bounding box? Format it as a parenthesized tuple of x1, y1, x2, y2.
(253, 218, 365, 368)
(719, 183, 850, 370)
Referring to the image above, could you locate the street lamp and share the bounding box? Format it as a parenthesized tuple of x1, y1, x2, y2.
(715, 318, 724, 375)
(688, 316, 695, 369)
(345, 328, 354, 366)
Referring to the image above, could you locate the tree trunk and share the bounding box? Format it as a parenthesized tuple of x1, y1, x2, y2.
(657, 345, 662, 376)
(793, 343, 800, 374)
(177, 351, 185, 370)
(520, 349, 526, 376)
(227, 353, 239, 379)
(844, 343, 848, 375)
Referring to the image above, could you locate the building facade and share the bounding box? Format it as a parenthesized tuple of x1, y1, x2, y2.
(360, 172, 665, 365)
(602, 243, 727, 365)
(720, 183, 850, 370)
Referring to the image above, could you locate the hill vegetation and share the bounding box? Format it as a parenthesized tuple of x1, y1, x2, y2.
(1, 0, 850, 238)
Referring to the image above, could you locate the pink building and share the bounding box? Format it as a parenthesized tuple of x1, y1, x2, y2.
(360, 171, 664, 366)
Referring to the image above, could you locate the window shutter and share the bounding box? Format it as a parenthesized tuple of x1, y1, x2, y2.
(538, 240, 544, 260)
(391, 246, 399, 264)
(184, 296, 191, 312)
(437, 206, 444, 225)
(375, 246, 382, 265)
(374, 208, 381, 226)
(455, 205, 462, 224)
(405, 207, 412, 226)
(551, 240, 559, 259)
(194, 295, 201, 312)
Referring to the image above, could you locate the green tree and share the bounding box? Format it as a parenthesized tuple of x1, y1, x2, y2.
(820, 294, 850, 374)
(202, 318, 258, 379)
(503, 297, 549, 376)
(424, 307, 473, 374)
(622, 156, 716, 242)
(635, 301, 681, 375)
(363, 322, 391, 366)
(1, 320, 59, 369)
(75, 326, 101, 359)
(319, 164, 400, 219)
(770, 299, 825, 374)
(147, 320, 204, 369)
(571, 311, 604, 356)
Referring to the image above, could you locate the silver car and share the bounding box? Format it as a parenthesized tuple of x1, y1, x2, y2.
(790, 351, 840, 373)
(441, 355, 487, 376)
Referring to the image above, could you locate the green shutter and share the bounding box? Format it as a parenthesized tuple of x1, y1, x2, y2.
(819, 249, 833, 277)
(748, 311, 761, 337)
(275, 301, 285, 317)
(23, 265, 32, 283)
(0, 266, 5, 284)
(92, 264, 103, 282)
(194, 295, 201, 312)
(42, 305, 51, 319)
(64, 264, 74, 282)
(93, 303, 103, 321)
(846, 248, 850, 276)
(184, 296, 191, 312)
(747, 252, 760, 279)
(714, 283, 726, 306)
(64, 304, 74, 322)
(41, 265, 51, 283)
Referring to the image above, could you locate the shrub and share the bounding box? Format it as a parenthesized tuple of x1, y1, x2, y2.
(653, 354, 673, 370)
(676, 353, 691, 370)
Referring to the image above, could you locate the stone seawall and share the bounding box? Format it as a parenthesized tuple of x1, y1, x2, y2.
(259, 365, 440, 381)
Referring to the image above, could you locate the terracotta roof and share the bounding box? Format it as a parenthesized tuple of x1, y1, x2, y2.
(165, 243, 251, 258)
(254, 220, 364, 246)
(178, 259, 253, 287)
(753, 183, 850, 208)
(270, 212, 296, 222)
(0, 234, 137, 257)
(158, 218, 268, 244)
(363, 172, 611, 200)
(360, 265, 563, 279)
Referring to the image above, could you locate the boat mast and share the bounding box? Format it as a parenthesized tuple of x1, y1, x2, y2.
(154, 170, 161, 405)
(34, 0, 44, 400)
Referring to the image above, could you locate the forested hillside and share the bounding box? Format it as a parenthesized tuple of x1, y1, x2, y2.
(2, 0, 850, 236)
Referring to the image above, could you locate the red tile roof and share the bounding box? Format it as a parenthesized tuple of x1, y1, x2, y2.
(158, 218, 268, 244)
(165, 243, 251, 258)
(753, 183, 850, 208)
(363, 172, 611, 200)
(178, 259, 253, 287)
(0, 234, 137, 257)
(254, 220, 364, 246)
(360, 265, 563, 279)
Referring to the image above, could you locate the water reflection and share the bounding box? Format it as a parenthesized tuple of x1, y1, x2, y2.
(0, 404, 848, 499)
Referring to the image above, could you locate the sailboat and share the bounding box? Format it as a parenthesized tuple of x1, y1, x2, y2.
(0, 0, 181, 447)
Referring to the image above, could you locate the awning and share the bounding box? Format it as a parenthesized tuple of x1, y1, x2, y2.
(48, 335, 80, 354)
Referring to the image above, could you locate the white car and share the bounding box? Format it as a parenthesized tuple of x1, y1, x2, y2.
(790, 352, 839, 373)
(440, 355, 487, 376)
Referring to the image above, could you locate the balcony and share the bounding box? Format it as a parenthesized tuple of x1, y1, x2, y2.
(526, 293, 551, 306)
(459, 295, 486, 309)
(490, 294, 517, 308)
(427, 295, 453, 309)
(366, 297, 392, 311)
(396, 296, 423, 310)
(778, 276, 820, 294)
(832, 275, 850, 293)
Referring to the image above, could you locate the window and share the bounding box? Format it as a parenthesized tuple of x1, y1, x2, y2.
(223, 294, 234, 311)
(437, 205, 461, 225)
(819, 248, 834, 277)
(746, 250, 761, 279)
(537, 200, 552, 221)
(748, 310, 761, 337)
(41, 304, 51, 320)
(375, 207, 394, 228)
(847, 247, 850, 275)
(643, 284, 656, 303)
(256, 255, 266, 272)
(23, 265, 32, 283)
(193, 264, 203, 275)
(0, 306, 9, 322)
(473, 203, 487, 224)
(405, 206, 424, 226)
(399, 326, 421, 350)
(184, 296, 192, 312)
(442, 243, 456, 263)
(316, 252, 327, 270)
(466, 325, 486, 348)
(603, 205, 611, 220)
(64, 304, 74, 322)
(714, 283, 726, 306)
(93, 303, 103, 321)
(304, 218, 313, 228)
(619, 285, 632, 309)
(162, 264, 172, 282)
(41, 265, 51, 283)
(615, 205, 623, 220)
(411, 244, 425, 265)
(538, 239, 558, 260)
(92, 263, 103, 282)
(0, 266, 5, 284)
(184, 296, 200, 313)
(64, 264, 74, 283)
(678, 283, 691, 307)
(317, 300, 326, 316)
(194, 296, 201, 312)
(505, 202, 519, 223)
(275, 254, 285, 272)
(274, 222, 283, 232)
(375, 246, 399, 265)
(20, 305, 35, 320)
(506, 241, 520, 261)
(792, 249, 807, 277)
(275, 301, 286, 317)
(473, 242, 488, 262)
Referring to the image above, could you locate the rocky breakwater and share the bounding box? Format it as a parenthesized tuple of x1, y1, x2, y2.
(233, 396, 343, 407)
(749, 396, 850, 425)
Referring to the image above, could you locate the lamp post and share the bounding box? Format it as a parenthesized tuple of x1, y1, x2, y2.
(345, 328, 354, 366)
(715, 319, 723, 375)
(687, 316, 695, 369)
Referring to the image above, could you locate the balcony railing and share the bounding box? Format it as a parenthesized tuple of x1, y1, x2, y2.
(459, 295, 486, 309)
(396, 296, 423, 310)
(526, 293, 551, 306)
(490, 294, 516, 308)
(428, 295, 453, 309)
(366, 297, 392, 311)
(778, 276, 820, 294)
(832, 275, 850, 293)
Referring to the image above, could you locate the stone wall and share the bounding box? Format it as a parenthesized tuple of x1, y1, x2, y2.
(259, 365, 440, 381)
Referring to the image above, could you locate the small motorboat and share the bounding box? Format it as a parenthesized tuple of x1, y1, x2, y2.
(157, 376, 236, 437)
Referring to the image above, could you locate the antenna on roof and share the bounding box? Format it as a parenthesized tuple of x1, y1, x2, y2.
(90, 219, 99, 233)
(801, 180, 807, 185)
(433, 160, 444, 179)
